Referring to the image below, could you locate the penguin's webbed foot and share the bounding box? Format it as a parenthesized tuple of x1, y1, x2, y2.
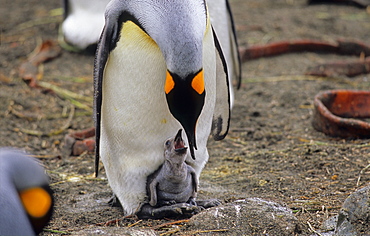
(196, 199, 221, 209)
(136, 203, 201, 219)
(187, 197, 197, 206)
(158, 200, 177, 206)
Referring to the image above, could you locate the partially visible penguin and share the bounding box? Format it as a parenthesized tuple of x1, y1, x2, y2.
(0, 148, 53, 236)
(94, 0, 233, 217)
(60, 0, 111, 52)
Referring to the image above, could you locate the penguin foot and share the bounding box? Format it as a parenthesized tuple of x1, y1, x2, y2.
(136, 203, 202, 219)
(108, 194, 122, 208)
(158, 200, 177, 206)
(187, 197, 197, 206)
(196, 199, 221, 209)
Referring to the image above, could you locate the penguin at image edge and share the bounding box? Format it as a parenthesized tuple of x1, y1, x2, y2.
(94, 0, 236, 216)
(0, 148, 53, 236)
(60, 0, 111, 52)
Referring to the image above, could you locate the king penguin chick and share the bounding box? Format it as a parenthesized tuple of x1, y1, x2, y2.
(147, 129, 197, 208)
(94, 0, 231, 216)
(60, 0, 111, 52)
(138, 129, 220, 219)
(0, 148, 53, 236)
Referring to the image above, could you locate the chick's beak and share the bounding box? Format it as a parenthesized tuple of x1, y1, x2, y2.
(174, 129, 187, 154)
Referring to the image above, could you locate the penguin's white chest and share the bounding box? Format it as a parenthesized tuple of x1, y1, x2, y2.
(101, 21, 179, 171)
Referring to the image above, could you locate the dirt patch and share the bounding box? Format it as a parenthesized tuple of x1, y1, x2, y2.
(1, 0, 370, 235)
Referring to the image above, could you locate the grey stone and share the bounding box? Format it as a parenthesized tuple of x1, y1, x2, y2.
(320, 215, 338, 235)
(334, 185, 370, 236)
(186, 197, 300, 235)
(322, 215, 338, 232)
(71, 227, 157, 236)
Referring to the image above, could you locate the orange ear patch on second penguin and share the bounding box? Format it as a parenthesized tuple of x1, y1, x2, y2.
(20, 187, 52, 218)
(191, 70, 204, 94)
(165, 71, 175, 94)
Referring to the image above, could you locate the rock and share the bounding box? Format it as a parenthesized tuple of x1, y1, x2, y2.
(334, 185, 370, 236)
(71, 227, 157, 236)
(321, 215, 338, 232)
(186, 197, 300, 235)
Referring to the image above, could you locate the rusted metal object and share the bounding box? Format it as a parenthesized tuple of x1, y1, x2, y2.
(239, 39, 370, 62)
(306, 57, 370, 77)
(308, 0, 370, 8)
(239, 40, 338, 61)
(312, 90, 370, 138)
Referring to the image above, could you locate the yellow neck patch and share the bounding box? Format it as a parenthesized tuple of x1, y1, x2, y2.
(165, 71, 175, 94)
(191, 70, 205, 94)
(20, 187, 52, 218)
(121, 21, 155, 47)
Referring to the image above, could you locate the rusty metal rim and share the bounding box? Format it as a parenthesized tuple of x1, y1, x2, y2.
(312, 90, 370, 138)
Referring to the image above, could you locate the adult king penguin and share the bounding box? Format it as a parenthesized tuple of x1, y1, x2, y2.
(94, 0, 236, 216)
(0, 148, 53, 235)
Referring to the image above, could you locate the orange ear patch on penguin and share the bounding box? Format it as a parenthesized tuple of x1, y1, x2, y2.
(19, 187, 52, 219)
(165, 71, 175, 94)
(165, 70, 204, 95)
(191, 70, 204, 95)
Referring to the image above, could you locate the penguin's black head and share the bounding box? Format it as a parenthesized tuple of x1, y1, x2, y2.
(165, 69, 205, 160)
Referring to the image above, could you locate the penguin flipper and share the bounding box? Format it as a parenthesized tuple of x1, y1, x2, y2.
(225, 0, 242, 89)
(93, 13, 120, 177)
(211, 29, 231, 141)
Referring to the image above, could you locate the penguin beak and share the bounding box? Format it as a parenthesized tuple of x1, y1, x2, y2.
(174, 129, 188, 154)
(165, 70, 205, 160)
